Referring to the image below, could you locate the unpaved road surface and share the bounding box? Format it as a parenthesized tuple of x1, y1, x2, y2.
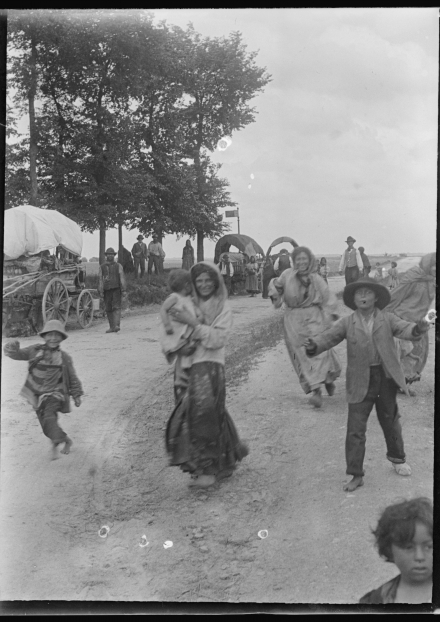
(0, 266, 434, 605)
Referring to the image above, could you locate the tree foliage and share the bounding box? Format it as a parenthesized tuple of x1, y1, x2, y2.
(6, 10, 271, 258)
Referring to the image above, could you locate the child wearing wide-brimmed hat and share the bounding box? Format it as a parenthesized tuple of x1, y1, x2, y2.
(3, 320, 83, 459)
(304, 277, 430, 492)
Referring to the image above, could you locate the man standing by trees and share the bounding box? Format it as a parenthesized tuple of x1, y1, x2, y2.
(131, 235, 149, 279)
(148, 234, 165, 275)
(98, 248, 127, 334)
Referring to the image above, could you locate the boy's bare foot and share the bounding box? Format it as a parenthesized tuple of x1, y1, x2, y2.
(60, 437, 73, 455)
(51, 443, 59, 461)
(343, 476, 364, 492)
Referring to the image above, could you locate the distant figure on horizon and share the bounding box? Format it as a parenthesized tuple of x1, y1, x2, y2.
(374, 263, 384, 280)
(131, 235, 149, 279)
(387, 262, 399, 289)
(318, 257, 329, 283)
(358, 246, 371, 276)
(339, 236, 363, 284)
(182, 239, 195, 271)
(148, 234, 165, 275)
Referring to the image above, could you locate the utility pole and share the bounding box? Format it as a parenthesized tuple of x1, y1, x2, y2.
(237, 207, 240, 235)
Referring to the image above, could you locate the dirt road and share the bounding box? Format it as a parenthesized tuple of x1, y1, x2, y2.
(0, 269, 434, 605)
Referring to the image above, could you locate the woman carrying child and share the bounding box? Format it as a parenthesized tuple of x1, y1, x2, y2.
(163, 261, 249, 488)
(359, 497, 432, 604)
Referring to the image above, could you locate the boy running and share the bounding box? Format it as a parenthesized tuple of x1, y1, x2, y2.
(3, 320, 83, 459)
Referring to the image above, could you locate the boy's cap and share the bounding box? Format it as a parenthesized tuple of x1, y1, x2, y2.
(105, 247, 116, 255)
(137, 235, 144, 240)
(345, 236, 356, 243)
(39, 319, 68, 340)
(343, 277, 391, 311)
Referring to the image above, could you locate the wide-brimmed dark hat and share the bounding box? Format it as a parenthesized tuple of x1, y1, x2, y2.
(137, 235, 144, 240)
(343, 277, 391, 310)
(105, 247, 116, 255)
(345, 236, 356, 243)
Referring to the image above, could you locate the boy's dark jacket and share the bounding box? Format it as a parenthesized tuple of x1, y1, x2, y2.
(5, 344, 83, 413)
(310, 309, 421, 403)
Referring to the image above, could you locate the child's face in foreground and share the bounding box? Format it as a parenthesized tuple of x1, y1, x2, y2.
(391, 521, 433, 585)
(354, 287, 377, 312)
(43, 331, 63, 349)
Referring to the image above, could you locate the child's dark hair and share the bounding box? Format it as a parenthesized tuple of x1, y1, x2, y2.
(168, 269, 192, 293)
(372, 497, 433, 563)
(391, 261, 397, 268)
(320, 257, 327, 264)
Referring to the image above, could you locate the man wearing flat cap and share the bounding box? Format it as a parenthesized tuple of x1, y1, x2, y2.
(339, 236, 363, 284)
(98, 248, 127, 333)
(131, 235, 149, 279)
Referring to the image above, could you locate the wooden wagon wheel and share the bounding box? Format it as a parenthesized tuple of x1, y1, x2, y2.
(76, 289, 94, 328)
(42, 278, 70, 325)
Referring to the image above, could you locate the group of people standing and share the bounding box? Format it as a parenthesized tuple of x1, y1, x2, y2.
(130, 233, 166, 278)
(339, 236, 401, 289)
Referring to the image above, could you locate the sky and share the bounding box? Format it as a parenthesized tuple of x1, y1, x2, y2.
(9, 8, 439, 260)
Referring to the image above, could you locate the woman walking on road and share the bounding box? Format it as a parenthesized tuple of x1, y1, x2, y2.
(164, 261, 249, 488)
(245, 256, 260, 296)
(270, 246, 341, 408)
(385, 253, 436, 394)
(181, 239, 195, 271)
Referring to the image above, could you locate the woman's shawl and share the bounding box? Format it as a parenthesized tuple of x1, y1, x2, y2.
(191, 261, 229, 326)
(273, 268, 337, 315)
(385, 253, 436, 321)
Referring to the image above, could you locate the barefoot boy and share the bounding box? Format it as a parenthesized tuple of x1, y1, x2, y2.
(304, 277, 430, 492)
(3, 319, 83, 459)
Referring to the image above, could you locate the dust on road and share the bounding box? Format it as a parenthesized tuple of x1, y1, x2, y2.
(0, 270, 434, 604)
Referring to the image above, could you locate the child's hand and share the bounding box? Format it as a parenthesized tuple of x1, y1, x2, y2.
(4, 340, 20, 352)
(416, 319, 430, 333)
(74, 397, 82, 407)
(166, 327, 174, 335)
(303, 338, 317, 353)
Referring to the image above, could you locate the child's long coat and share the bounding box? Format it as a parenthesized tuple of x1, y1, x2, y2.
(311, 310, 420, 403)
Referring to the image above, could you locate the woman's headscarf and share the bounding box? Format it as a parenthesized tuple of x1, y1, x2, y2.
(385, 253, 436, 321)
(291, 246, 318, 276)
(190, 261, 228, 325)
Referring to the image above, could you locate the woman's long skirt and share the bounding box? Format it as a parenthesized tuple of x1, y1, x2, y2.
(245, 273, 260, 293)
(283, 305, 341, 394)
(166, 362, 249, 477)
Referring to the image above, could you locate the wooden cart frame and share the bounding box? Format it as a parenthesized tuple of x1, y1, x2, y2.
(3, 265, 97, 332)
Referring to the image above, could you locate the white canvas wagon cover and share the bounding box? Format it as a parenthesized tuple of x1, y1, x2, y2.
(4, 205, 83, 260)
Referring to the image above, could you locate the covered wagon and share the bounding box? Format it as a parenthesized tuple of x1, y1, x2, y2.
(3, 205, 97, 334)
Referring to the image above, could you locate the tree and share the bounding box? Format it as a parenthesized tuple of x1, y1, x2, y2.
(174, 25, 271, 260)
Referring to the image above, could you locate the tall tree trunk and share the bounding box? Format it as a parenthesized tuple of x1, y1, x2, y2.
(28, 27, 38, 206)
(99, 218, 106, 264)
(118, 221, 123, 266)
(196, 229, 204, 262)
